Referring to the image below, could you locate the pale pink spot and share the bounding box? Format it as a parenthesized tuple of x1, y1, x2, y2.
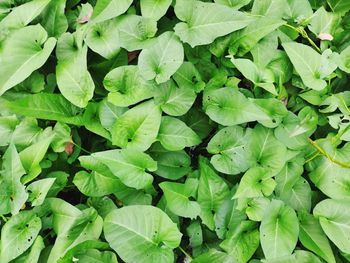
(77, 11, 92, 24)
(318, 32, 333, 41)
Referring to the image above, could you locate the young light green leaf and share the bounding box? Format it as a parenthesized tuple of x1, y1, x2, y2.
(160, 181, 201, 219)
(248, 124, 287, 176)
(234, 167, 276, 199)
(158, 116, 201, 151)
(85, 19, 121, 59)
(229, 17, 285, 56)
(174, 0, 253, 47)
(141, 0, 172, 21)
(104, 65, 154, 107)
(56, 33, 95, 108)
(203, 87, 270, 126)
(104, 206, 182, 263)
(93, 149, 157, 190)
(154, 79, 197, 116)
(214, 0, 251, 9)
(0, 25, 56, 96)
(138, 31, 184, 84)
(19, 128, 55, 183)
(91, 0, 133, 24)
(283, 42, 327, 91)
(111, 99, 162, 151)
(260, 200, 299, 259)
(278, 177, 312, 212)
(115, 15, 158, 51)
(207, 126, 251, 175)
(27, 178, 56, 206)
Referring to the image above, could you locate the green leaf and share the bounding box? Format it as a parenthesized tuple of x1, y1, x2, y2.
(51, 122, 71, 152)
(160, 181, 201, 219)
(0, 144, 27, 215)
(0, 24, 56, 95)
(173, 62, 205, 93)
(283, 42, 327, 91)
(314, 198, 350, 254)
(92, 149, 157, 190)
(75, 249, 118, 263)
(220, 221, 260, 263)
(19, 128, 55, 183)
(0, 211, 41, 263)
(203, 87, 270, 126)
(283, 0, 313, 20)
(158, 116, 201, 151)
(309, 146, 350, 200)
(262, 250, 322, 263)
(56, 33, 95, 108)
(91, 0, 133, 24)
(154, 79, 197, 116)
(214, 0, 251, 9)
(27, 178, 56, 206)
(73, 170, 122, 197)
(104, 65, 154, 107)
(298, 211, 336, 263)
(234, 167, 276, 199)
(248, 124, 287, 175)
(138, 31, 184, 84)
(327, 0, 350, 13)
(48, 204, 103, 263)
(104, 205, 182, 263)
(141, 0, 172, 21)
(115, 15, 158, 51)
(111, 99, 162, 151)
(0, 0, 51, 31)
(278, 177, 312, 212)
(231, 57, 277, 95)
(260, 200, 299, 259)
(85, 19, 121, 59)
(229, 17, 285, 56)
(192, 249, 229, 263)
(309, 7, 340, 37)
(198, 158, 230, 230)
(150, 146, 191, 180)
(174, 0, 253, 47)
(98, 99, 127, 131)
(39, 0, 68, 38)
(0, 116, 18, 147)
(3, 93, 83, 125)
(14, 235, 45, 263)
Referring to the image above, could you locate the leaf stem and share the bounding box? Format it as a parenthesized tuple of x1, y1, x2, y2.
(308, 138, 350, 168)
(304, 151, 320, 163)
(71, 141, 92, 155)
(283, 24, 321, 53)
(179, 246, 193, 261)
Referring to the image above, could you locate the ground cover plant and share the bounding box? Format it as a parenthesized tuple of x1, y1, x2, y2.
(1, 0, 350, 262)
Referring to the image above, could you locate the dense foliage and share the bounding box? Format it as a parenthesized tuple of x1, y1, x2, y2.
(1, 0, 350, 262)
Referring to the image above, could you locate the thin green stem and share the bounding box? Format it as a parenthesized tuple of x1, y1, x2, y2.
(308, 138, 350, 168)
(71, 141, 92, 154)
(179, 246, 193, 261)
(304, 151, 320, 163)
(282, 24, 321, 53)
